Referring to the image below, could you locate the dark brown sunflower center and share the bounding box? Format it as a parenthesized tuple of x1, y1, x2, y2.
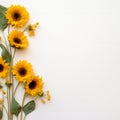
(0, 64, 4, 72)
(18, 68, 27, 76)
(29, 81, 36, 89)
(13, 12, 21, 21)
(13, 38, 21, 44)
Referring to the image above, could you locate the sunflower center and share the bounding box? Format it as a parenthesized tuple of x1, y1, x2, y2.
(0, 64, 4, 72)
(29, 81, 36, 89)
(13, 12, 21, 21)
(13, 38, 21, 44)
(18, 68, 27, 76)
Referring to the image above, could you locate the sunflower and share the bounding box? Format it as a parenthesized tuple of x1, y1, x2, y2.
(0, 57, 9, 78)
(25, 76, 44, 96)
(8, 30, 28, 49)
(5, 5, 29, 27)
(12, 60, 34, 82)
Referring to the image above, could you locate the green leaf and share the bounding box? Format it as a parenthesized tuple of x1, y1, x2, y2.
(0, 110, 3, 119)
(0, 5, 8, 31)
(11, 96, 21, 116)
(23, 100, 35, 116)
(0, 5, 7, 12)
(0, 44, 11, 63)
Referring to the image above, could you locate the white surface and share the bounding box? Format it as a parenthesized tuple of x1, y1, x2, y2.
(1, 0, 120, 120)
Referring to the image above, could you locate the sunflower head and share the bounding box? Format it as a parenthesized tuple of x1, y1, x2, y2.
(25, 76, 44, 96)
(0, 57, 9, 78)
(6, 5, 29, 27)
(12, 60, 34, 82)
(8, 30, 28, 49)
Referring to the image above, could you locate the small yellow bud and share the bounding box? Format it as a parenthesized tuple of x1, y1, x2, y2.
(41, 98, 46, 104)
(0, 98, 4, 104)
(46, 90, 51, 101)
(2, 90, 6, 95)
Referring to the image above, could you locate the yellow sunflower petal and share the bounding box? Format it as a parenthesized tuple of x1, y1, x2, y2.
(25, 76, 44, 96)
(12, 60, 34, 82)
(0, 57, 9, 78)
(6, 5, 29, 27)
(8, 30, 28, 49)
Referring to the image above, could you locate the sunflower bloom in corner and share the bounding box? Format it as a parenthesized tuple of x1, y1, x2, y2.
(5, 5, 29, 27)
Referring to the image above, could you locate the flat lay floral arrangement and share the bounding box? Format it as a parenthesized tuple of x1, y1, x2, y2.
(0, 4, 51, 120)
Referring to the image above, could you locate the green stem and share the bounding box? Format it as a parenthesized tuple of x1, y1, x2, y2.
(11, 48, 16, 94)
(17, 116, 19, 120)
(7, 87, 11, 120)
(34, 96, 39, 101)
(14, 82, 20, 95)
(9, 44, 12, 56)
(9, 87, 11, 120)
(3, 105, 8, 116)
(11, 49, 16, 120)
(8, 25, 12, 54)
(8, 25, 10, 34)
(7, 88, 9, 120)
(23, 26, 28, 32)
(20, 92, 26, 120)
(12, 48, 16, 60)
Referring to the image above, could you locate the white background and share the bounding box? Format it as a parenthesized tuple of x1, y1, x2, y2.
(1, 0, 120, 120)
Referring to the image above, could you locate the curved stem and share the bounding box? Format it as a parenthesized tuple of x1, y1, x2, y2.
(7, 87, 11, 120)
(34, 96, 39, 101)
(7, 88, 9, 120)
(8, 25, 10, 34)
(14, 82, 20, 95)
(20, 92, 26, 120)
(11, 48, 16, 96)
(12, 48, 16, 60)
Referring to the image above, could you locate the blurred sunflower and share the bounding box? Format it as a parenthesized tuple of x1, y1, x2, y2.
(8, 30, 28, 49)
(25, 76, 44, 96)
(12, 60, 34, 82)
(0, 57, 9, 78)
(5, 5, 29, 27)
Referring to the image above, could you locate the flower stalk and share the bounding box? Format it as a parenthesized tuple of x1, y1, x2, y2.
(0, 4, 51, 120)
